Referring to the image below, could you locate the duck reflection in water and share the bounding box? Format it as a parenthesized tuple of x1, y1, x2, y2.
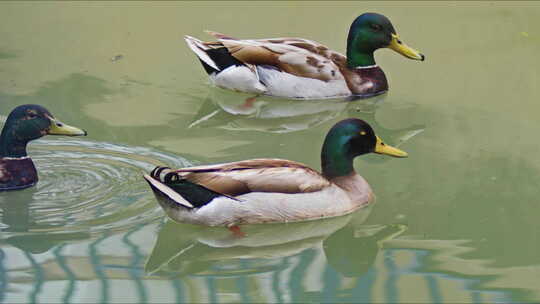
(188, 89, 424, 153)
(0, 191, 89, 254)
(145, 207, 406, 279)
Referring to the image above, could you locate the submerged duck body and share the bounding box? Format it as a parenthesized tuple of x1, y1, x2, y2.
(0, 157, 38, 190)
(185, 13, 424, 99)
(144, 118, 408, 226)
(0, 104, 87, 191)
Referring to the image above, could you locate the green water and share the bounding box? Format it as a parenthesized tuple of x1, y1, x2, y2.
(1, 1, 539, 303)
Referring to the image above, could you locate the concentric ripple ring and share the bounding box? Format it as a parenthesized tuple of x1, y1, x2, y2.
(0, 138, 190, 237)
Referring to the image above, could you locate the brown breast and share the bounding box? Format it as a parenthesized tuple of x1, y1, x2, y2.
(340, 66, 389, 98)
(0, 158, 38, 191)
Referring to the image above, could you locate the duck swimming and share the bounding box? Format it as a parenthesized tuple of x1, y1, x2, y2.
(0, 104, 87, 191)
(144, 118, 408, 227)
(185, 12, 424, 99)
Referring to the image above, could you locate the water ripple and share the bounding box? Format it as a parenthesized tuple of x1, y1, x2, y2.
(0, 139, 190, 237)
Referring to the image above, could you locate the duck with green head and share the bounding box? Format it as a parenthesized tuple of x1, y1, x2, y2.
(144, 118, 408, 227)
(0, 104, 87, 191)
(185, 12, 424, 99)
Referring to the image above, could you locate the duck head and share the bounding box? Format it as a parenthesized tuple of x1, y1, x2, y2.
(321, 118, 407, 178)
(346, 13, 425, 68)
(0, 104, 87, 158)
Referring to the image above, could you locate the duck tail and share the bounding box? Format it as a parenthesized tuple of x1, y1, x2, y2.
(184, 35, 245, 75)
(144, 166, 227, 210)
(204, 30, 237, 40)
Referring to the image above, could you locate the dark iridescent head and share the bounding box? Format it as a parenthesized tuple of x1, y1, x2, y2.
(346, 13, 425, 67)
(321, 118, 407, 178)
(0, 104, 87, 158)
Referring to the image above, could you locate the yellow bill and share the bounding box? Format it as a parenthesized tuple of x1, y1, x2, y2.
(388, 33, 425, 61)
(374, 136, 408, 158)
(47, 118, 87, 136)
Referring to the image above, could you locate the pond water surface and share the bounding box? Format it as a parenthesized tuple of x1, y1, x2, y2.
(1, 1, 540, 303)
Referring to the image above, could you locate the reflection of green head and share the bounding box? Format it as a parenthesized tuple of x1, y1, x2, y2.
(324, 225, 379, 277)
(324, 224, 407, 277)
(0, 104, 87, 158)
(6, 231, 90, 254)
(347, 13, 425, 67)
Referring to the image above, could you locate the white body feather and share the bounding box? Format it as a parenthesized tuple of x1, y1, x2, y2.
(209, 66, 266, 94)
(209, 66, 351, 99)
(256, 66, 351, 99)
(145, 173, 373, 227)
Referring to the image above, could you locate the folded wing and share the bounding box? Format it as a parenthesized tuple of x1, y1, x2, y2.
(175, 159, 331, 196)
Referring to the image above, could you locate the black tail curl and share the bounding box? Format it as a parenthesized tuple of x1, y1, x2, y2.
(150, 166, 168, 179)
(150, 166, 182, 184)
(147, 166, 232, 208)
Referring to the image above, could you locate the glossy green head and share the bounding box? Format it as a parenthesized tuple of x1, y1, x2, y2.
(321, 118, 407, 178)
(346, 13, 425, 68)
(0, 104, 87, 158)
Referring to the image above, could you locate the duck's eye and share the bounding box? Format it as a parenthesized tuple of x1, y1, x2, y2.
(27, 112, 37, 119)
(360, 131, 367, 136)
(370, 23, 382, 31)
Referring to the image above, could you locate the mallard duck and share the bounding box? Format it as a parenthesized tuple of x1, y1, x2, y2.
(144, 118, 407, 227)
(0, 104, 87, 191)
(185, 12, 424, 99)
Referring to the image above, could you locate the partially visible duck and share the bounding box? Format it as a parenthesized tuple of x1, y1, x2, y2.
(144, 118, 408, 227)
(185, 12, 424, 99)
(0, 104, 87, 191)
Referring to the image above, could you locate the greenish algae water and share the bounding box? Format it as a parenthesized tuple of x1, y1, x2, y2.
(1, 1, 540, 303)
